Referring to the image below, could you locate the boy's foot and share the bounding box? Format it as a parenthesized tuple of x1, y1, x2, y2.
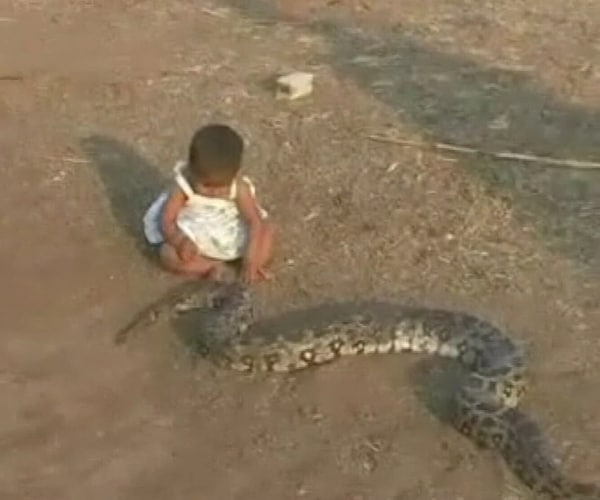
(160, 243, 222, 279)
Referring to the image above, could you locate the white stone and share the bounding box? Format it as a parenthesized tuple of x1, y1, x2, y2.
(275, 72, 314, 100)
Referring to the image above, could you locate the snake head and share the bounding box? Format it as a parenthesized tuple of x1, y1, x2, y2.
(208, 282, 250, 308)
(205, 282, 255, 334)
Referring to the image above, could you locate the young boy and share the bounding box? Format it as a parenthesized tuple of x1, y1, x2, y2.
(143, 124, 274, 283)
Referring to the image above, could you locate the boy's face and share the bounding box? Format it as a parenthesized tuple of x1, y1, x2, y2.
(190, 168, 237, 197)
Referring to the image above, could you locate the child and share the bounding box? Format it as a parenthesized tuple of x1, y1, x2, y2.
(143, 124, 274, 283)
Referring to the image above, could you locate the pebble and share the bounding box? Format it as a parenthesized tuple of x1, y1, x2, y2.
(275, 72, 314, 100)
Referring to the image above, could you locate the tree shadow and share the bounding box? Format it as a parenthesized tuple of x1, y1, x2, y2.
(320, 21, 600, 272)
(221, 0, 600, 273)
(80, 135, 167, 261)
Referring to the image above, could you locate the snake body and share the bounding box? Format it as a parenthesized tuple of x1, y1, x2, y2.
(117, 281, 600, 499)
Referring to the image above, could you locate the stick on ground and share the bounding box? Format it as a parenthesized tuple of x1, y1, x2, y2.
(367, 135, 600, 170)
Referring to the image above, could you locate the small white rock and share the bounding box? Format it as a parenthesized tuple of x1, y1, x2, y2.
(488, 113, 510, 130)
(303, 210, 319, 221)
(386, 162, 399, 173)
(275, 72, 314, 100)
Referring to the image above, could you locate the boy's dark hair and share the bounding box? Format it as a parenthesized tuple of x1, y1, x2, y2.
(188, 124, 244, 185)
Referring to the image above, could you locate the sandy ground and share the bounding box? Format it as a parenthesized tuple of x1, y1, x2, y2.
(1, 0, 599, 499)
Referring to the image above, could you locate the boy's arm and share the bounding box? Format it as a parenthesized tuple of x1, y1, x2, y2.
(236, 181, 266, 278)
(161, 186, 188, 247)
(236, 180, 264, 233)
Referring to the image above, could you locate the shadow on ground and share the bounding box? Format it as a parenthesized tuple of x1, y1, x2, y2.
(223, 0, 600, 273)
(408, 357, 462, 426)
(80, 135, 167, 261)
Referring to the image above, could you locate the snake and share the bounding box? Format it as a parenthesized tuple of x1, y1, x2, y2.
(115, 280, 600, 499)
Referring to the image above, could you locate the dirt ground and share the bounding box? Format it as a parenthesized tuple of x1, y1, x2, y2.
(1, 0, 599, 499)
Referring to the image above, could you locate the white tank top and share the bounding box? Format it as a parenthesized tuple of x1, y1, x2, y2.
(173, 161, 266, 261)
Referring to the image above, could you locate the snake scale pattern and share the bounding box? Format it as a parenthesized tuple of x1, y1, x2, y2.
(116, 280, 600, 499)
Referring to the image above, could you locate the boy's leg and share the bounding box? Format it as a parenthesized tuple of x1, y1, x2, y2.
(159, 243, 222, 279)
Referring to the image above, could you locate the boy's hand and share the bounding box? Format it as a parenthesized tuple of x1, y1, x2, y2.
(177, 237, 197, 262)
(242, 254, 270, 283)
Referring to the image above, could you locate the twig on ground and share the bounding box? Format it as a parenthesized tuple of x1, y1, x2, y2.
(200, 7, 229, 18)
(366, 134, 600, 170)
(47, 156, 91, 164)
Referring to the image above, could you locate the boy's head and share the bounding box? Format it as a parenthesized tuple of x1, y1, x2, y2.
(188, 124, 244, 186)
